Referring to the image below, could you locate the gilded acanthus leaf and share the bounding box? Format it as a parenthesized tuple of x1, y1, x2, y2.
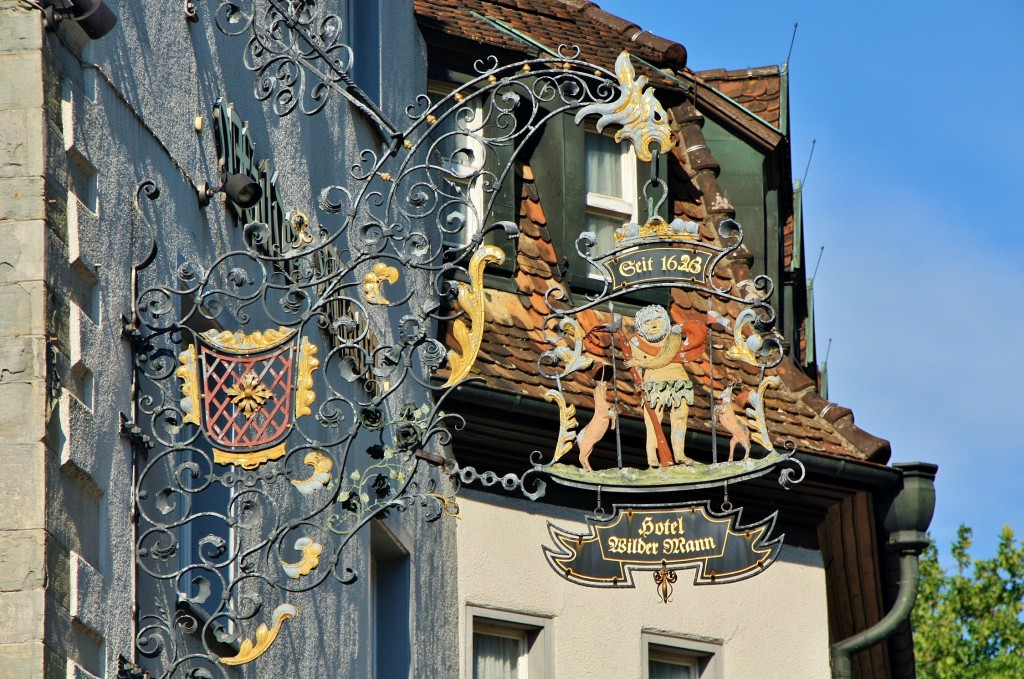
(574, 51, 673, 162)
(291, 451, 333, 495)
(540, 318, 593, 379)
(747, 376, 779, 452)
(725, 308, 762, 365)
(294, 337, 319, 419)
(544, 389, 578, 463)
(176, 344, 200, 425)
(281, 537, 323, 578)
(442, 245, 505, 387)
(200, 326, 296, 354)
(219, 604, 297, 666)
(362, 262, 400, 305)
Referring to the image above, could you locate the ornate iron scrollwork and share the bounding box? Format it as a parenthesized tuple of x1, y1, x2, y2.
(130, 43, 802, 674)
(213, 0, 397, 136)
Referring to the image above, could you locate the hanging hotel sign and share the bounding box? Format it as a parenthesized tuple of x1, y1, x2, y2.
(544, 502, 781, 600)
(129, 39, 810, 676)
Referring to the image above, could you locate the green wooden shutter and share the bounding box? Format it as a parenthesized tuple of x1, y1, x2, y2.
(531, 112, 584, 286)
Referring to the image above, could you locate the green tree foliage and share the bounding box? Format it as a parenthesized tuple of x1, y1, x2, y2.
(912, 525, 1024, 678)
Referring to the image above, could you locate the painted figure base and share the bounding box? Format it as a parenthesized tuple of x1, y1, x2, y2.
(545, 450, 787, 489)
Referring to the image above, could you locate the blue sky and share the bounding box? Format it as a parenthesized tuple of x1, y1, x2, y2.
(597, 0, 1024, 561)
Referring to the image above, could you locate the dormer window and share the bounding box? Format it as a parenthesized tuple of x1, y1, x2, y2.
(584, 129, 638, 267)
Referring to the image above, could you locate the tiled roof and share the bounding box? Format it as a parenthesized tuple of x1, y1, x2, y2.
(414, 1, 785, 154)
(698, 66, 783, 129)
(414, 0, 688, 76)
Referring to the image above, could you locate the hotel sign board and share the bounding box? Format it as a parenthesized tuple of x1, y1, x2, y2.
(544, 502, 781, 593)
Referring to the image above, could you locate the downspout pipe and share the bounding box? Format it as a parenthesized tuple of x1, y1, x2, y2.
(830, 462, 938, 679)
(831, 552, 920, 678)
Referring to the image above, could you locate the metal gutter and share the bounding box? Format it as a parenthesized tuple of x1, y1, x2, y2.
(780, 62, 790, 138)
(628, 53, 694, 94)
(831, 554, 920, 679)
(830, 462, 938, 679)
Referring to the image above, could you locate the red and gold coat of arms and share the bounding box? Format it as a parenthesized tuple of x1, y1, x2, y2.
(177, 327, 319, 468)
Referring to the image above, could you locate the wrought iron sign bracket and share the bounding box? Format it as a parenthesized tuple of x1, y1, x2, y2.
(128, 43, 808, 675)
(119, 412, 154, 454)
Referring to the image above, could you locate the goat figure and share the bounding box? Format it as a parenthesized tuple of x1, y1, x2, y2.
(716, 383, 751, 462)
(577, 381, 617, 472)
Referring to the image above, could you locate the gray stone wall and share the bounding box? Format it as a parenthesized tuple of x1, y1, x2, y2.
(0, 4, 51, 677)
(0, 1, 458, 677)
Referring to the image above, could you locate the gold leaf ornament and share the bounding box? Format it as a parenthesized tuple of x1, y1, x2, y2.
(291, 451, 333, 495)
(281, 537, 324, 578)
(294, 337, 319, 419)
(427, 493, 462, 520)
(288, 209, 314, 248)
(215, 443, 287, 470)
(544, 389, 578, 463)
(442, 245, 505, 387)
(219, 603, 298, 666)
(574, 51, 673, 162)
(725, 308, 762, 366)
(176, 344, 200, 425)
(747, 376, 780, 452)
(200, 327, 296, 354)
(226, 372, 274, 418)
(362, 262, 400, 305)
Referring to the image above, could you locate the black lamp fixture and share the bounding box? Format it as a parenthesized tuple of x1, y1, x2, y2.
(31, 0, 118, 40)
(198, 173, 263, 210)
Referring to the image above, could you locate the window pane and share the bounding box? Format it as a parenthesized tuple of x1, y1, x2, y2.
(474, 632, 521, 679)
(585, 211, 623, 253)
(583, 210, 622, 278)
(586, 132, 624, 198)
(650, 659, 694, 679)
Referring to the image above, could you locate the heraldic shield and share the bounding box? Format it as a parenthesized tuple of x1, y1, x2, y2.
(177, 327, 319, 469)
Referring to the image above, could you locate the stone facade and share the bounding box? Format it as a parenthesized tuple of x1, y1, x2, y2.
(1, 5, 52, 677)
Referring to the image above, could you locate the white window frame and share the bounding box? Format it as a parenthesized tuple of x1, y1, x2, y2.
(584, 126, 639, 225)
(428, 83, 487, 244)
(583, 127, 638, 284)
(466, 605, 552, 679)
(642, 632, 722, 679)
(473, 622, 529, 678)
(648, 648, 698, 678)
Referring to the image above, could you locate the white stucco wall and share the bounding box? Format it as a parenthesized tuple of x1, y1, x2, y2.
(456, 491, 831, 678)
